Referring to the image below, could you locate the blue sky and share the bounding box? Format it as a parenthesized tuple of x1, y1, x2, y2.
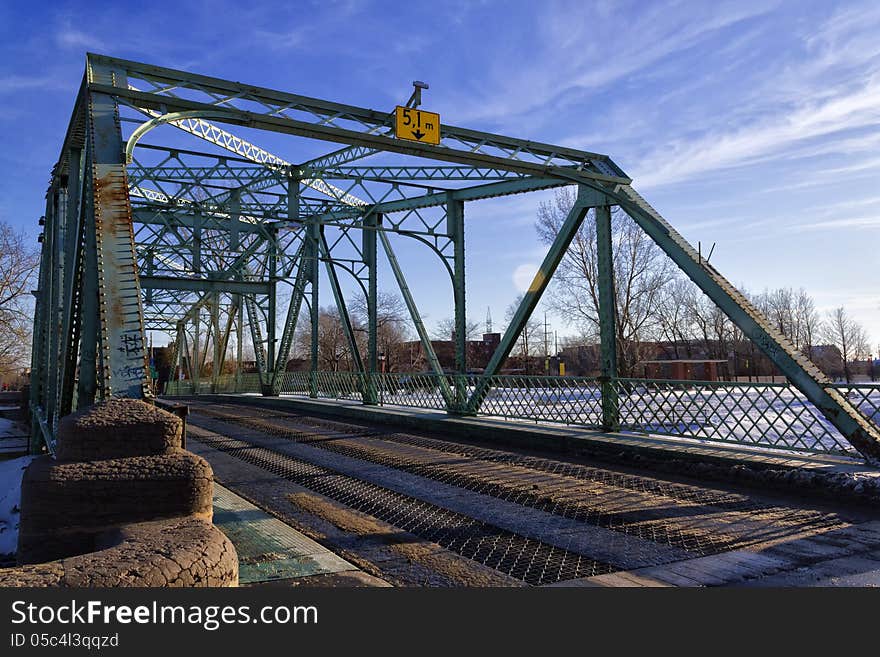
(1, 0, 879, 349)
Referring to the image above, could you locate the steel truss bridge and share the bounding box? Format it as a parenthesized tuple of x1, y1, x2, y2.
(29, 53, 880, 463)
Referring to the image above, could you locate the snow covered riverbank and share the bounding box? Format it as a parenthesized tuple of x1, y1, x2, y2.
(0, 455, 34, 558)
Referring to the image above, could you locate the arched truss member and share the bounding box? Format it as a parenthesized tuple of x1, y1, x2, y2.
(30, 52, 880, 463)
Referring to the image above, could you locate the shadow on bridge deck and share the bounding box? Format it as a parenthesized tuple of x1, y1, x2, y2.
(164, 393, 878, 492)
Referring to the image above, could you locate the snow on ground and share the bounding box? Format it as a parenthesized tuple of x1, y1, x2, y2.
(0, 455, 33, 557)
(283, 383, 879, 454)
(173, 373, 880, 455)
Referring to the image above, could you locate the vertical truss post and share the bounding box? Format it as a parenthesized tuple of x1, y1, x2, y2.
(267, 177, 301, 395)
(216, 307, 234, 378)
(244, 292, 268, 385)
(58, 147, 84, 418)
(191, 311, 200, 394)
(229, 188, 243, 393)
(595, 204, 619, 431)
(144, 251, 153, 306)
(193, 214, 202, 275)
(363, 213, 379, 404)
(45, 185, 61, 431)
(210, 293, 221, 392)
(29, 188, 55, 452)
(271, 245, 308, 395)
(76, 152, 99, 409)
(179, 324, 192, 382)
(466, 187, 592, 413)
(168, 323, 181, 393)
(379, 230, 453, 406)
(265, 227, 278, 392)
(51, 181, 68, 423)
(308, 218, 319, 397)
(86, 60, 150, 400)
(449, 195, 467, 412)
(235, 299, 243, 391)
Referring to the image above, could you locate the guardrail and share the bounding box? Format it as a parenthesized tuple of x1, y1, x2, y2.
(163, 373, 880, 456)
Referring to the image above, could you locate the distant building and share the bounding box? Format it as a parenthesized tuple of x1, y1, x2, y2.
(639, 359, 730, 381)
(807, 345, 844, 379)
(402, 332, 502, 372)
(558, 344, 601, 376)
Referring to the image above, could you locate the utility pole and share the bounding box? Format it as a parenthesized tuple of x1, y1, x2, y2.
(543, 312, 550, 373)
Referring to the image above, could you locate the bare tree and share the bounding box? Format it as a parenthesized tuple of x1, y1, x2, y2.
(794, 288, 819, 359)
(752, 287, 819, 355)
(504, 294, 543, 372)
(349, 292, 412, 372)
(536, 187, 675, 375)
(821, 306, 868, 382)
(293, 293, 413, 372)
(0, 222, 39, 377)
(294, 308, 349, 370)
(654, 278, 697, 358)
(431, 316, 482, 342)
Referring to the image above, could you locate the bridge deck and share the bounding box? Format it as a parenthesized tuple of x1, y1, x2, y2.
(182, 396, 880, 587)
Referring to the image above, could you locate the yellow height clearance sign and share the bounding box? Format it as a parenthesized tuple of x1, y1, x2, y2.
(394, 106, 441, 145)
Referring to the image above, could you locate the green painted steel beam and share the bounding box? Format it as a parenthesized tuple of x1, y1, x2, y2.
(379, 230, 453, 407)
(466, 187, 592, 413)
(191, 313, 200, 392)
(139, 276, 271, 295)
(308, 217, 319, 398)
(449, 196, 467, 411)
(606, 184, 880, 462)
(270, 253, 308, 394)
(131, 209, 267, 235)
(76, 150, 100, 409)
(87, 60, 150, 399)
(132, 141, 260, 164)
(176, 235, 272, 324)
(364, 212, 378, 404)
(319, 230, 365, 374)
(266, 227, 278, 380)
(595, 205, 619, 432)
(92, 84, 630, 185)
(244, 293, 268, 387)
(269, 182, 307, 393)
(210, 293, 221, 391)
(300, 165, 525, 181)
(58, 147, 85, 419)
(302, 176, 565, 226)
(88, 53, 617, 170)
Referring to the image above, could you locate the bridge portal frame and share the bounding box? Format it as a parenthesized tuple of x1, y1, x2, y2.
(29, 53, 880, 462)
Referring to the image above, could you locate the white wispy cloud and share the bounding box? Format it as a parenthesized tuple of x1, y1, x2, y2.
(445, 1, 776, 126)
(626, 3, 880, 188)
(793, 216, 880, 231)
(0, 75, 64, 94)
(55, 23, 106, 52)
(633, 77, 880, 187)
